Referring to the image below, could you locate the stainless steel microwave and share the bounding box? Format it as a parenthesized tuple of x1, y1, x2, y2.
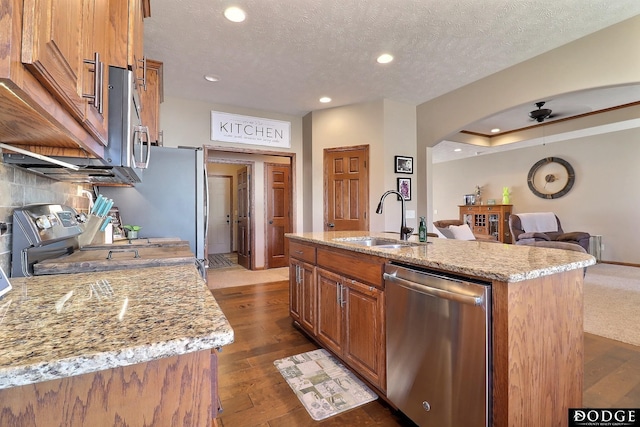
(3, 66, 151, 184)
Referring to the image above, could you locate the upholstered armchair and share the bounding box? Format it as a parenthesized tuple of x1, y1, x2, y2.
(433, 219, 498, 242)
(508, 213, 590, 251)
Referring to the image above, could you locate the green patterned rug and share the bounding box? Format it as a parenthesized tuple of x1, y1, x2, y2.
(274, 348, 378, 421)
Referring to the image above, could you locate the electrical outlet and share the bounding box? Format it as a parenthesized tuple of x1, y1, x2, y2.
(601, 243, 605, 251)
(433, 209, 438, 215)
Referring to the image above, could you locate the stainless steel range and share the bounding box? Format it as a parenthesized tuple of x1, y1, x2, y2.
(10, 204, 204, 279)
(11, 204, 84, 277)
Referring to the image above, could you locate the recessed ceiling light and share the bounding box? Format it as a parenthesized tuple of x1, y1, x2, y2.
(224, 6, 246, 22)
(491, 128, 500, 133)
(376, 53, 394, 64)
(204, 74, 220, 82)
(319, 97, 332, 103)
(454, 148, 462, 152)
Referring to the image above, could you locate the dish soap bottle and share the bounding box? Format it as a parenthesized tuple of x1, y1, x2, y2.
(418, 216, 427, 242)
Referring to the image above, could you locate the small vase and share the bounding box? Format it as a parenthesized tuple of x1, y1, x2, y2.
(502, 187, 510, 205)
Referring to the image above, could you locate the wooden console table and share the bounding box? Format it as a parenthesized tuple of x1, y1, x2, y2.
(459, 204, 513, 243)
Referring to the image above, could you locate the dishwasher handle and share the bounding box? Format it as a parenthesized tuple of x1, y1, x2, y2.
(383, 272, 484, 306)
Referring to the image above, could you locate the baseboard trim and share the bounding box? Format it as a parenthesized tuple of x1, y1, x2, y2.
(599, 261, 640, 268)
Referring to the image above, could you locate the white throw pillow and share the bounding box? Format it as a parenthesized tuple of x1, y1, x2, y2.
(435, 226, 455, 239)
(448, 224, 476, 241)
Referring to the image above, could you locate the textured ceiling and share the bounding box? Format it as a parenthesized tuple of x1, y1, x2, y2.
(144, 0, 640, 119)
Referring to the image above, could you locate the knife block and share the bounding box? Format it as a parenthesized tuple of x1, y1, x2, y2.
(78, 215, 105, 247)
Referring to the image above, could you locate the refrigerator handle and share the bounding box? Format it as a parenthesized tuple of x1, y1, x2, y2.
(203, 166, 210, 256)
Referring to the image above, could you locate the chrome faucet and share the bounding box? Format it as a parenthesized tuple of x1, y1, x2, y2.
(375, 190, 414, 241)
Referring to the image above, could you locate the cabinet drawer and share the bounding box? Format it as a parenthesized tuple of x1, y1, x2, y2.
(289, 241, 316, 264)
(317, 248, 385, 288)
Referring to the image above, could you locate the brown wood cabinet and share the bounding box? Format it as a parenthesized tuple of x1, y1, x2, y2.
(22, 0, 109, 146)
(290, 258, 316, 334)
(316, 266, 386, 391)
(140, 59, 163, 144)
(0, 0, 152, 162)
(290, 243, 387, 392)
(0, 350, 214, 426)
(316, 267, 344, 355)
(459, 204, 513, 243)
(289, 241, 317, 334)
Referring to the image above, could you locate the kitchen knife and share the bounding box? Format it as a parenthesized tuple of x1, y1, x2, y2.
(97, 199, 109, 217)
(99, 199, 114, 217)
(99, 216, 112, 232)
(93, 195, 105, 215)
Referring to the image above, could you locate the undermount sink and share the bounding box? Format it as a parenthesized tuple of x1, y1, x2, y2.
(374, 243, 412, 249)
(333, 237, 418, 248)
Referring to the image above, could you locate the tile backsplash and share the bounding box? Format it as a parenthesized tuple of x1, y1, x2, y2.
(0, 162, 91, 274)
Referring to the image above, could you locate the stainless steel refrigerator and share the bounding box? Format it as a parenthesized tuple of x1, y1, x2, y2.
(97, 146, 208, 277)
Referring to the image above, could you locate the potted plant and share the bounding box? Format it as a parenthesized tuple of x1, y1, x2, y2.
(122, 224, 141, 239)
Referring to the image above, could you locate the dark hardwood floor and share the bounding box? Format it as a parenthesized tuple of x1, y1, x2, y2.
(211, 281, 640, 426)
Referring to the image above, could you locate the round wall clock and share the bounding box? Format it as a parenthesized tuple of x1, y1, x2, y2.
(527, 157, 575, 199)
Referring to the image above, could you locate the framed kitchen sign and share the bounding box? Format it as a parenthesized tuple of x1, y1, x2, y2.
(394, 155, 413, 174)
(211, 111, 291, 148)
(397, 177, 411, 201)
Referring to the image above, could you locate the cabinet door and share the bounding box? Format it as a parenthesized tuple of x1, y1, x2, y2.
(316, 268, 343, 356)
(289, 261, 301, 323)
(299, 261, 316, 334)
(130, 0, 146, 91)
(343, 279, 386, 391)
(140, 59, 162, 144)
(81, 0, 109, 145)
(22, 0, 86, 121)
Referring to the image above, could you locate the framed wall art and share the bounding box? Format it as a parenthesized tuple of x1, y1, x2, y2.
(394, 156, 413, 174)
(397, 177, 411, 201)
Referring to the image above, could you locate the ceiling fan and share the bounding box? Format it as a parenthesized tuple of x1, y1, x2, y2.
(529, 101, 555, 122)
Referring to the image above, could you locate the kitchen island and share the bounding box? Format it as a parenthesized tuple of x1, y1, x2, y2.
(0, 264, 233, 426)
(286, 231, 596, 427)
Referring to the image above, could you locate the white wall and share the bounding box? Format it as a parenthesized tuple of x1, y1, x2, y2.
(309, 99, 418, 234)
(382, 100, 419, 232)
(432, 127, 640, 264)
(160, 96, 302, 269)
(416, 15, 640, 224)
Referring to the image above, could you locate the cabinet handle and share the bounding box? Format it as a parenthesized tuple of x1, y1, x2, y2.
(83, 52, 104, 114)
(340, 284, 346, 307)
(138, 56, 147, 91)
(106, 248, 140, 259)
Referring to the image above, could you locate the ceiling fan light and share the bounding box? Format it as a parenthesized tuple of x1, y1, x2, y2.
(529, 108, 552, 122)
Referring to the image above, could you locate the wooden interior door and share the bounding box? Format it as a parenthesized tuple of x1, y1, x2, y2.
(324, 145, 369, 231)
(236, 166, 251, 269)
(265, 163, 291, 268)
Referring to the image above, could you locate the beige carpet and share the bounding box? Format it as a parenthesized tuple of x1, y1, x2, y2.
(584, 263, 640, 347)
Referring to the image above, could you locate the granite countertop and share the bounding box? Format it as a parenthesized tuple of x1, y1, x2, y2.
(0, 265, 234, 389)
(287, 231, 596, 283)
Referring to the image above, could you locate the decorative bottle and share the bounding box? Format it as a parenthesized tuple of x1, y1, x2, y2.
(418, 216, 427, 242)
(502, 187, 510, 204)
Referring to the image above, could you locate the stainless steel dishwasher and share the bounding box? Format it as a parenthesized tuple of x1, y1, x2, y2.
(384, 262, 491, 427)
